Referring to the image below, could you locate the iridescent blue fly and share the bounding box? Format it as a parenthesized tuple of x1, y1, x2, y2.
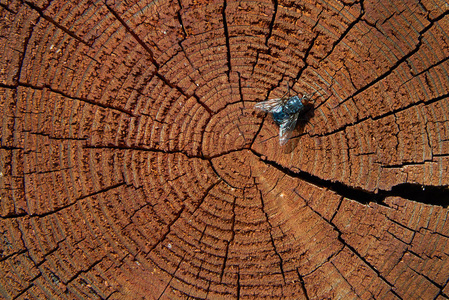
(255, 84, 313, 145)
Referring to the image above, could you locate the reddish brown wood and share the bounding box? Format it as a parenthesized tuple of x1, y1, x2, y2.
(1, 0, 449, 299)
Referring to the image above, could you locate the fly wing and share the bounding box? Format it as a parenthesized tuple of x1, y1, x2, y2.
(278, 112, 299, 146)
(254, 98, 284, 113)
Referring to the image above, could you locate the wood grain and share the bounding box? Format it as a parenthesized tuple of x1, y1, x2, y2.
(1, 0, 449, 299)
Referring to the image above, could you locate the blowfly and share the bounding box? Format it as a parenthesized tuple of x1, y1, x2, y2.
(255, 84, 314, 145)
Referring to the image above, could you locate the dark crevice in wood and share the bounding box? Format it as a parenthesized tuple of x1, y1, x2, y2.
(104, 2, 213, 116)
(257, 186, 286, 283)
(147, 205, 185, 254)
(236, 266, 241, 300)
(336, 9, 449, 108)
(389, 183, 449, 206)
(251, 149, 449, 207)
(294, 33, 319, 82)
(318, 0, 365, 64)
(210, 159, 241, 189)
(0, 212, 28, 220)
(329, 196, 344, 223)
(0, 249, 27, 262)
(28, 132, 87, 141)
(220, 196, 236, 282)
(237, 71, 243, 101)
(191, 180, 221, 216)
(0, 146, 24, 151)
(23, 1, 90, 47)
(11, 280, 38, 300)
(104, 2, 158, 67)
(265, 0, 278, 47)
(18, 82, 136, 117)
(309, 91, 449, 139)
(0, 2, 17, 14)
(157, 255, 185, 300)
(176, 1, 189, 38)
(296, 268, 310, 300)
(65, 257, 105, 285)
(250, 0, 276, 76)
(305, 199, 404, 299)
(0, 83, 19, 89)
(331, 260, 362, 298)
(222, 0, 232, 81)
(28, 182, 126, 218)
(249, 116, 265, 149)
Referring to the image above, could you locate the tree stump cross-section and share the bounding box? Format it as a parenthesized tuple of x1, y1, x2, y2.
(1, 0, 449, 299)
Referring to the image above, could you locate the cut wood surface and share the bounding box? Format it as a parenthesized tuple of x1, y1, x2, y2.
(1, 0, 449, 299)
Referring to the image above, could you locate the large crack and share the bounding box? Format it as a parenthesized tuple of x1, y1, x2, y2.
(250, 149, 449, 207)
(84, 140, 449, 207)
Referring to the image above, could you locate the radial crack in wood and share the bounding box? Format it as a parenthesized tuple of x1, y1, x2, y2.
(1, 0, 448, 299)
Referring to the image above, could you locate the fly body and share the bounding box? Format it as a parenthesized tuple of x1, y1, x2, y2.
(255, 85, 313, 146)
(271, 95, 307, 125)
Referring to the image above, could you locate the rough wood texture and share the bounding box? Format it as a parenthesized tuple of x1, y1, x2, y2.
(1, 0, 449, 299)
